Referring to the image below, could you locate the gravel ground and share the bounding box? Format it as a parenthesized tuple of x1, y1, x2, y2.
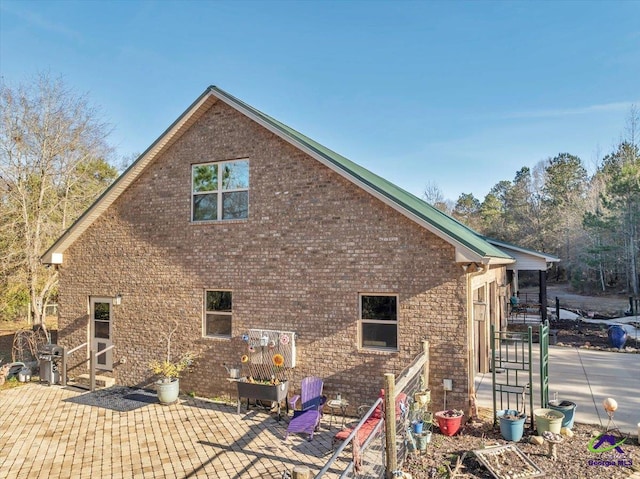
(403, 408, 639, 478)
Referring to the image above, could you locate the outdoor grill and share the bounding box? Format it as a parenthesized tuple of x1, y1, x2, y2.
(38, 344, 64, 385)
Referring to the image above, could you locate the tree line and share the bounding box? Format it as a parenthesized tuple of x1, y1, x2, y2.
(429, 107, 640, 296)
(0, 74, 119, 324)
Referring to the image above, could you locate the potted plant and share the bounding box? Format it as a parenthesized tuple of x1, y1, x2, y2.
(434, 409, 464, 436)
(149, 319, 197, 405)
(413, 375, 431, 408)
(497, 409, 526, 441)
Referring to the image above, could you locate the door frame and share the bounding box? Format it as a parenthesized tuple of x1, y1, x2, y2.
(89, 297, 114, 371)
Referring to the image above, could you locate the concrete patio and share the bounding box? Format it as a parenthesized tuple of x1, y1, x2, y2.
(475, 345, 640, 435)
(0, 383, 349, 479)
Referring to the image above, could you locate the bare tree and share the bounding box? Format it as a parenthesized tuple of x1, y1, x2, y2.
(0, 74, 118, 327)
(422, 181, 453, 214)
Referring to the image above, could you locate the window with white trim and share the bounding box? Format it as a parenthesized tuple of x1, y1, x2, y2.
(204, 290, 232, 338)
(192, 160, 249, 221)
(359, 294, 398, 350)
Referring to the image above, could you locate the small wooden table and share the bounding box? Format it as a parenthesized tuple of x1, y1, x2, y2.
(327, 399, 349, 428)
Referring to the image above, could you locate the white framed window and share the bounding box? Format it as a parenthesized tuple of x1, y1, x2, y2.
(204, 290, 232, 338)
(192, 159, 249, 221)
(359, 294, 398, 351)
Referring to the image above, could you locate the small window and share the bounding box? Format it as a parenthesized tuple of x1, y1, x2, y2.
(204, 290, 232, 338)
(360, 294, 398, 350)
(192, 160, 249, 221)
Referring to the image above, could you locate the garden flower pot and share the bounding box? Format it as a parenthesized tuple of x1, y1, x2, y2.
(548, 400, 577, 429)
(156, 378, 180, 405)
(497, 409, 526, 442)
(435, 410, 464, 436)
(414, 389, 431, 407)
(412, 420, 424, 434)
(533, 408, 564, 435)
(236, 380, 289, 403)
(414, 431, 432, 450)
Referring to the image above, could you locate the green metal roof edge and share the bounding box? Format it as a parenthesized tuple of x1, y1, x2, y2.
(210, 86, 512, 260)
(481, 236, 561, 262)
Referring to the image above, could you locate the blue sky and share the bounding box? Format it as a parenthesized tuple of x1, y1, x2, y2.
(1, 0, 639, 201)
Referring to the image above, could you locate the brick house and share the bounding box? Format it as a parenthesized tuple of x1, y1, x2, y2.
(43, 86, 526, 413)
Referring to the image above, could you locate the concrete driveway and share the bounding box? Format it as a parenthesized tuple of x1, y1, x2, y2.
(0, 384, 349, 479)
(475, 345, 640, 435)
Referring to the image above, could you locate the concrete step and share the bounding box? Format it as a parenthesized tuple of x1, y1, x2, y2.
(76, 374, 116, 388)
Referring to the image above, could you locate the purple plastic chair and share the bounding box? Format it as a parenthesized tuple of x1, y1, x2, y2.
(285, 376, 326, 440)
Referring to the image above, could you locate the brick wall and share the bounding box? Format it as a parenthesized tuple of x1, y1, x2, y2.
(57, 99, 472, 412)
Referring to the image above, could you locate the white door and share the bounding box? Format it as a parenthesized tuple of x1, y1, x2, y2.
(90, 297, 113, 371)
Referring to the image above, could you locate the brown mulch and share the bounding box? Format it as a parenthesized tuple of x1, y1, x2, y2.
(402, 408, 639, 478)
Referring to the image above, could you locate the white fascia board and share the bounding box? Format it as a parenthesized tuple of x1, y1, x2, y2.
(40, 93, 216, 265)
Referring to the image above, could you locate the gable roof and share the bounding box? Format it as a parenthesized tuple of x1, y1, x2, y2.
(42, 86, 514, 266)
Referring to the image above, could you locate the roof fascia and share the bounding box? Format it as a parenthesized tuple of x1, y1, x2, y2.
(485, 238, 560, 263)
(41, 89, 217, 264)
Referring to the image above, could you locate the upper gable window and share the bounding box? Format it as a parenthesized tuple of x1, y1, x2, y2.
(192, 160, 249, 221)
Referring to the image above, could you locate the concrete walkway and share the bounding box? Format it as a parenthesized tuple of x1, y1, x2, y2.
(0, 384, 350, 479)
(475, 345, 640, 435)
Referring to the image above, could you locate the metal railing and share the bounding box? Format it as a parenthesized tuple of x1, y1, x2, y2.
(61, 343, 114, 391)
(315, 341, 429, 478)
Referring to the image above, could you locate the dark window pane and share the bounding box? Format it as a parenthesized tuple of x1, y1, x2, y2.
(221, 160, 249, 190)
(206, 314, 231, 337)
(222, 191, 248, 219)
(94, 302, 110, 321)
(97, 342, 107, 365)
(193, 193, 217, 221)
(193, 164, 218, 192)
(94, 321, 110, 339)
(362, 323, 398, 349)
(361, 296, 397, 321)
(206, 291, 232, 312)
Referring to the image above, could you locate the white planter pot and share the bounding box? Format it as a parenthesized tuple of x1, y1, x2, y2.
(156, 378, 180, 405)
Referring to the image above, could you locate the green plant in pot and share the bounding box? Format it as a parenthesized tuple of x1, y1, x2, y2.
(149, 319, 197, 405)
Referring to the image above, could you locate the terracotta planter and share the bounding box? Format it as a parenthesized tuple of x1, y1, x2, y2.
(435, 410, 464, 436)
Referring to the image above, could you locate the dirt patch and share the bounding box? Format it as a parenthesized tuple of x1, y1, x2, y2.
(402, 408, 639, 478)
(524, 283, 631, 318)
(508, 320, 640, 351)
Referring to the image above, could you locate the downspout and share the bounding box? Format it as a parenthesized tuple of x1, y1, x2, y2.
(464, 262, 488, 419)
